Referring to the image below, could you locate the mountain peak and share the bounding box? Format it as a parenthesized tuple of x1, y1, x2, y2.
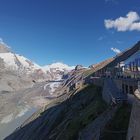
(0, 39, 11, 53)
(43, 62, 75, 72)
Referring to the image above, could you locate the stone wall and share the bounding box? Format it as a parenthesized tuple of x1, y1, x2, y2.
(91, 77, 104, 87)
(88, 77, 112, 104)
(127, 89, 140, 140)
(102, 79, 112, 104)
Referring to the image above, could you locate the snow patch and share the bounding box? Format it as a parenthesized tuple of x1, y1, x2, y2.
(43, 62, 75, 72)
(0, 53, 18, 68)
(43, 82, 61, 95)
(43, 83, 49, 91)
(0, 52, 42, 72)
(49, 82, 61, 95)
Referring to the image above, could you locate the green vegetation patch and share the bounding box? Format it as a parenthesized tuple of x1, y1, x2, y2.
(100, 104, 132, 140)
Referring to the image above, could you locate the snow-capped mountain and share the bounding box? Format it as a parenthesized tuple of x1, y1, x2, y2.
(43, 62, 75, 72)
(0, 41, 75, 82)
(0, 43, 47, 82)
(0, 52, 42, 72)
(43, 62, 75, 80)
(0, 40, 10, 53)
(0, 41, 76, 140)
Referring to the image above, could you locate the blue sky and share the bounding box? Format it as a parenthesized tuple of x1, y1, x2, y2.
(0, 0, 140, 66)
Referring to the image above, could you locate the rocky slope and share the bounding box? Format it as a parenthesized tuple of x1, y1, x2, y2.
(5, 41, 139, 140)
(5, 85, 108, 140)
(0, 42, 75, 91)
(4, 56, 132, 140)
(0, 41, 76, 139)
(5, 81, 131, 140)
(0, 42, 46, 91)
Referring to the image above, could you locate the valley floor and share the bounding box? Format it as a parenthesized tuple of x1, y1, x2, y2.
(0, 81, 62, 140)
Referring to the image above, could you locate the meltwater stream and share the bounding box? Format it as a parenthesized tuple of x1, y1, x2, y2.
(0, 107, 37, 140)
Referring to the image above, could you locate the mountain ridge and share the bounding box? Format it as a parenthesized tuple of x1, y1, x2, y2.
(0, 41, 75, 82)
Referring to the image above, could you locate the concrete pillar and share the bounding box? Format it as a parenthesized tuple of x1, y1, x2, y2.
(125, 85, 128, 94)
(138, 81, 140, 91)
(122, 84, 125, 93)
(123, 84, 126, 94)
(129, 86, 134, 94)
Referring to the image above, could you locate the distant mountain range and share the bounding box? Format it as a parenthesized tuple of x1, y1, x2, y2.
(0, 42, 75, 84)
(43, 62, 75, 80)
(0, 41, 77, 139)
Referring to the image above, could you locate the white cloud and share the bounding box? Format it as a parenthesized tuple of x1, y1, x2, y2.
(104, 11, 140, 31)
(111, 47, 121, 54)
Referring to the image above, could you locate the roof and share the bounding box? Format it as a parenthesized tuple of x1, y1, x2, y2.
(107, 41, 140, 68)
(85, 41, 140, 76)
(92, 58, 114, 72)
(95, 41, 140, 72)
